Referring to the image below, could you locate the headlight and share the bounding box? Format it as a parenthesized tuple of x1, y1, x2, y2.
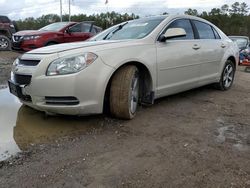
(23, 35, 41, 40)
(46, 52, 98, 76)
(11, 58, 19, 72)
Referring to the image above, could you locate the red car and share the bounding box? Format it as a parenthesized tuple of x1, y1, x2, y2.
(12, 22, 102, 51)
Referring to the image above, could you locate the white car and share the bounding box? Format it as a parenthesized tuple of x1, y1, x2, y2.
(8, 15, 239, 119)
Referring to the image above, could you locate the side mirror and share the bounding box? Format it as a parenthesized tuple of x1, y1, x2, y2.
(159, 28, 187, 42)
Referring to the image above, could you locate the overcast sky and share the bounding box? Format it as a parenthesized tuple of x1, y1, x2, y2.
(0, 0, 247, 20)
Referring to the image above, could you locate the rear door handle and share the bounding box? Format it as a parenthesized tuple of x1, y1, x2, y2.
(221, 43, 226, 48)
(192, 44, 200, 50)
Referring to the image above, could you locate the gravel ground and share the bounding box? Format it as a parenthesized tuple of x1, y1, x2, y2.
(0, 51, 250, 188)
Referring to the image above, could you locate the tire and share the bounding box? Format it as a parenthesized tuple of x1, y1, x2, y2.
(0, 35, 11, 51)
(215, 60, 235, 91)
(110, 65, 140, 119)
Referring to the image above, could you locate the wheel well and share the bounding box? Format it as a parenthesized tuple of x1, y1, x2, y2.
(228, 56, 236, 67)
(45, 41, 58, 46)
(103, 62, 153, 113)
(0, 30, 11, 38)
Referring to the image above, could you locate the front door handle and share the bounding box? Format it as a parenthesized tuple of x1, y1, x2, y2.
(192, 44, 200, 50)
(221, 43, 226, 48)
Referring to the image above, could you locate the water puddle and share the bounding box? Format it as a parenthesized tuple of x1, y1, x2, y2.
(0, 88, 108, 161)
(0, 88, 21, 161)
(215, 117, 250, 152)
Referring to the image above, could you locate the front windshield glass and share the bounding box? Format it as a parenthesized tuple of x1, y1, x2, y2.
(230, 37, 249, 49)
(39, 22, 70, 31)
(90, 17, 165, 41)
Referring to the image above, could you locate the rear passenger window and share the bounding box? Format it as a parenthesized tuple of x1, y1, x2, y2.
(167, 19, 194, 40)
(193, 20, 215, 39)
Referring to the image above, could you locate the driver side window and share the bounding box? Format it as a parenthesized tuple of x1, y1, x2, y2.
(166, 19, 194, 40)
(69, 23, 81, 33)
(82, 23, 91, 32)
(69, 23, 91, 33)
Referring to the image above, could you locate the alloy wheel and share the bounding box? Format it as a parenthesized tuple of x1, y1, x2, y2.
(0, 38, 8, 49)
(223, 64, 234, 88)
(130, 71, 139, 114)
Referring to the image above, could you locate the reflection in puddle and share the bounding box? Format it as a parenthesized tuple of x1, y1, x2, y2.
(216, 118, 250, 152)
(0, 88, 107, 161)
(0, 88, 21, 161)
(14, 106, 104, 150)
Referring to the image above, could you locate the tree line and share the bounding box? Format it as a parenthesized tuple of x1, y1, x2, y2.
(15, 12, 139, 31)
(15, 2, 250, 36)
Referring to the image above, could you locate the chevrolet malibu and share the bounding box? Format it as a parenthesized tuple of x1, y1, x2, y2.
(8, 15, 239, 119)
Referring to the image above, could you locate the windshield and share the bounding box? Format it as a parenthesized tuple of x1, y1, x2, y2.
(39, 22, 70, 31)
(90, 17, 165, 41)
(230, 37, 249, 49)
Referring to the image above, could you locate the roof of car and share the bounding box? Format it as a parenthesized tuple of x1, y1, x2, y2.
(136, 14, 212, 23)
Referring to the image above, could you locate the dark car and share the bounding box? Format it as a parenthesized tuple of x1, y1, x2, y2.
(12, 22, 102, 51)
(229, 36, 250, 62)
(0, 15, 18, 50)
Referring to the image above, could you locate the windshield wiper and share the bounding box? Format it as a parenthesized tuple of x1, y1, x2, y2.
(103, 22, 128, 40)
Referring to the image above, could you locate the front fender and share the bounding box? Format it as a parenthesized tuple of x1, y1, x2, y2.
(97, 44, 157, 90)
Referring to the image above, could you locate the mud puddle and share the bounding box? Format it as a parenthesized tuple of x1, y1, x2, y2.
(216, 117, 250, 152)
(0, 88, 108, 161)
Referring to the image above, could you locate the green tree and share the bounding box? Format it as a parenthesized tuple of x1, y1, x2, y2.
(184, 8, 198, 16)
(230, 2, 241, 14)
(239, 2, 249, 15)
(221, 4, 229, 14)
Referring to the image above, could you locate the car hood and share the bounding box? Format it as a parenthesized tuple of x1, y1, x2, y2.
(26, 40, 136, 54)
(14, 30, 52, 36)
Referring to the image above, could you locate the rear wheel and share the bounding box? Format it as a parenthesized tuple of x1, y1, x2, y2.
(215, 60, 235, 90)
(0, 35, 11, 51)
(110, 65, 140, 119)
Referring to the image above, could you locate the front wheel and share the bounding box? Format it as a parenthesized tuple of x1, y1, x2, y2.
(0, 35, 11, 51)
(215, 60, 235, 90)
(110, 65, 140, 119)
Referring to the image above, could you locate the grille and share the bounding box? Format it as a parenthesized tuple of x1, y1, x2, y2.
(45, 96, 79, 105)
(19, 59, 40, 66)
(14, 74, 32, 85)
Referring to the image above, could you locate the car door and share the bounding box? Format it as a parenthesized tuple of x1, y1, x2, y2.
(64, 23, 92, 43)
(79, 23, 94, 40)
(191, 20, 226, 85)
(156, 19, 201, 97)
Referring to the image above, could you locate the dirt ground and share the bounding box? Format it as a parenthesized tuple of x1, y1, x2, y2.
(0, 51, 250, 188)
(0, 51, 20, 86)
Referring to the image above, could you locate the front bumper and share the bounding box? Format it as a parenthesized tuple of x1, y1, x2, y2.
(12, 39, 40, 51)
(10, 58, 114, 115)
